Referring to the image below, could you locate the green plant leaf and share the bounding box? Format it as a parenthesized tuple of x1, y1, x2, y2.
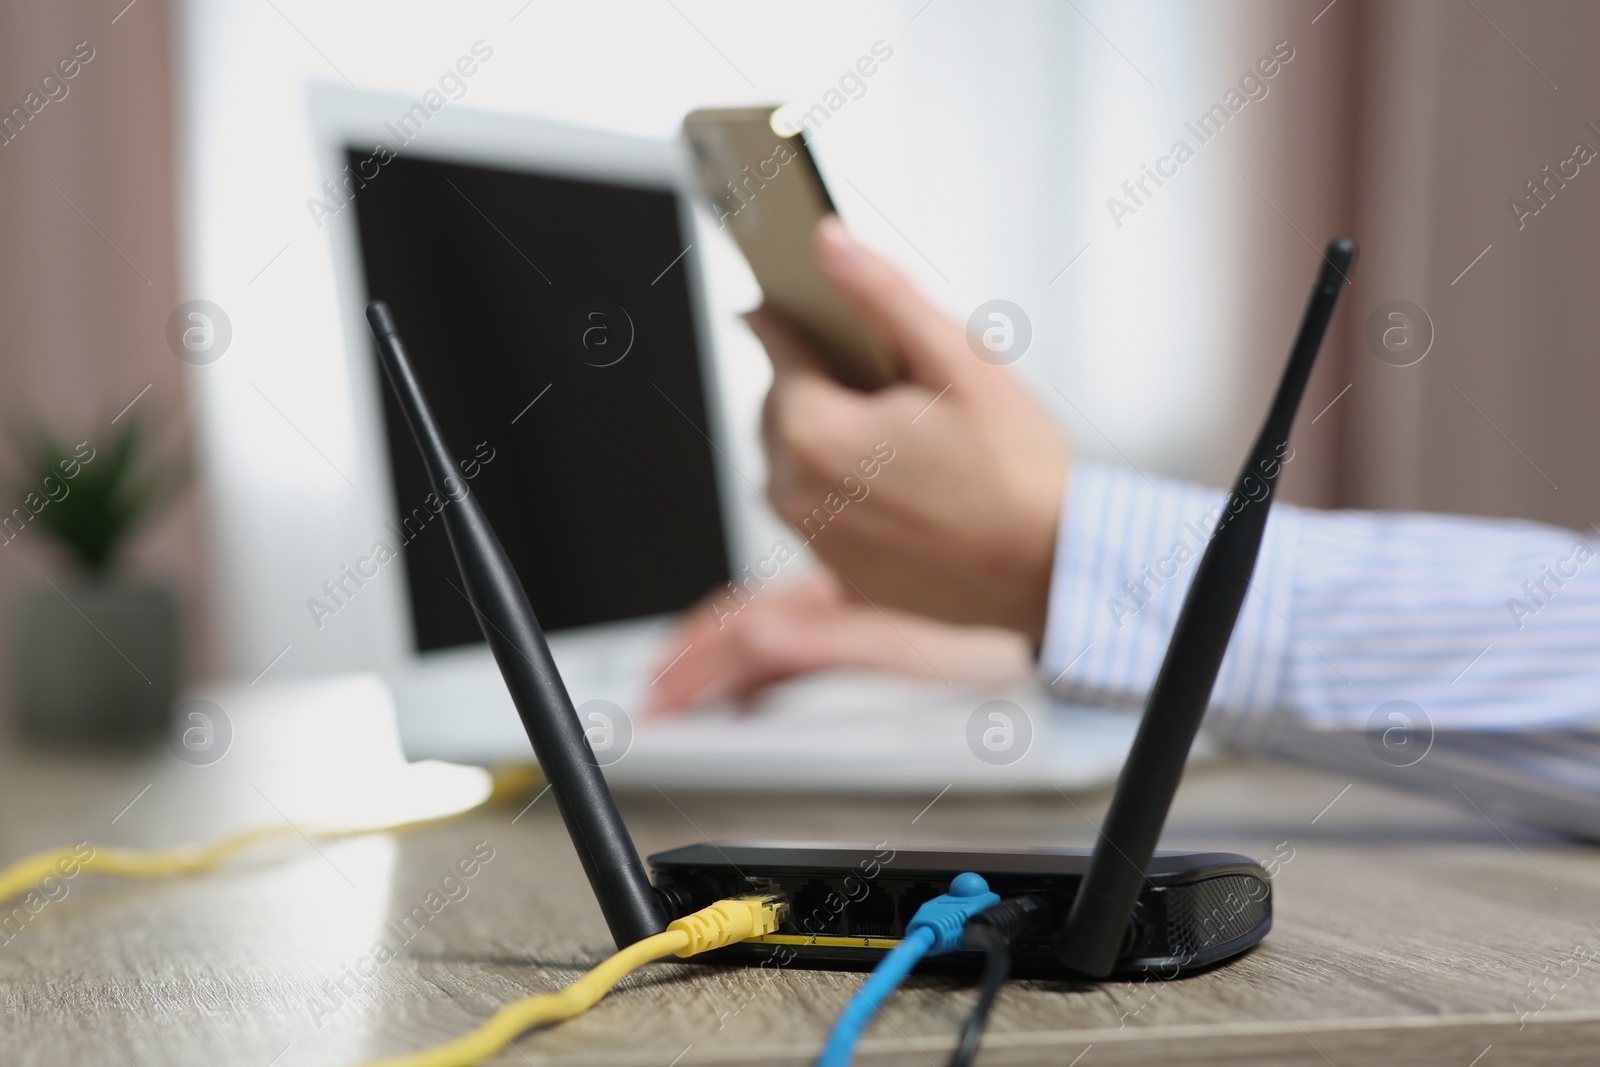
(10, 418, 189, 574)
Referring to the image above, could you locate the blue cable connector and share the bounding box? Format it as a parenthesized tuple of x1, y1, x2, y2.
(815, 873, 1001, 1067)
(905, 871, 1000, 952)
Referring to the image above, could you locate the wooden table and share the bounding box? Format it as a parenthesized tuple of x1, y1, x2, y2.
(1, 745, 1596, 1066)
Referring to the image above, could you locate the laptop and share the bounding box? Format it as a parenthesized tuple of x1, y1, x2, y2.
(277, 86, 1147, 792)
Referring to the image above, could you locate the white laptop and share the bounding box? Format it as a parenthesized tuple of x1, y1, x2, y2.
(197, 86, 1145, 794)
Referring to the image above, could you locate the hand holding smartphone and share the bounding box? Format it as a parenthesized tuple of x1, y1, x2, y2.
(683, 106, 896, 391)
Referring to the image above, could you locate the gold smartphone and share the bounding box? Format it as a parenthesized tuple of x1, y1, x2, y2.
(682, 106, 896, 391)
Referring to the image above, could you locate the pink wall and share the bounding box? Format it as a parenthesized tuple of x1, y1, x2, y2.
(0, 0, 215, 724)
(1339, 0, 1600, 529)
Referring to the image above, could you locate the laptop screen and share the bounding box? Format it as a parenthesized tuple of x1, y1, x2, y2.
(347, 149, 730, 653)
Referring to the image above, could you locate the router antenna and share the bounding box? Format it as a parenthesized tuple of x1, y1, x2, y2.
(366, 301, 665, 949)
(1057, 239, 1357, 977)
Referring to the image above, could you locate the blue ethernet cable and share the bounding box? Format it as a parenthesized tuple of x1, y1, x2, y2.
(815, 927, 934, 1067)
(816, 872, 1000, 1067)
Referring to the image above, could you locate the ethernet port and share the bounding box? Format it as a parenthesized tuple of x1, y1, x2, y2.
(844, 881, 896, 938)
(898, 881, 940, 928)
(786, 880, 841, 937)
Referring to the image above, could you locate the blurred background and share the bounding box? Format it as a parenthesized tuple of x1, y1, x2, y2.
(0, 0, 1597, 726)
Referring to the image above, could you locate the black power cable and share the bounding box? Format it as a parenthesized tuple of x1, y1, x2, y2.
(949, 895, 1050, 1067)
(950, 923, 1009, 1067)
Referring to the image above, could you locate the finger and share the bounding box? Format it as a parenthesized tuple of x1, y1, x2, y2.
(668, 607, 919, 714)
(752, 308, 876, 509)
(643, 578, 840, 716)
(748, 306, 856, 445)
(727, 608, 956, 691)
(747, 597, 1034, 688)
(645, 631, 736, 717)
(646, 588, 1034, 715)
(745, 306, 833, 389)
(813, 217, 970, 387)
(643, 595, 745, 717)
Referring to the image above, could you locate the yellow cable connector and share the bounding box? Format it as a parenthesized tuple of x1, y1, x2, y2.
(358, 893, 787, 1067)
(0, 763, 543, 906)
(667, 892, 787, 955)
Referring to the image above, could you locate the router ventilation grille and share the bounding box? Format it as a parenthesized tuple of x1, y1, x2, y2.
(1163, 874, 1269, 960)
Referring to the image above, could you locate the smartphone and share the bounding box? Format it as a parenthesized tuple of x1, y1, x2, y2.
(683, 106, 896, 391)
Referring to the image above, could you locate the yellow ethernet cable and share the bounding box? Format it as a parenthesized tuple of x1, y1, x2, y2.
(0, 763, 542, 905)
(358, 894, 789, 1067)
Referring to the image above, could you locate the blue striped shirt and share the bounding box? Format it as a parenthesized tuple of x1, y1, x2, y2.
(1042, 462, 1600, 838)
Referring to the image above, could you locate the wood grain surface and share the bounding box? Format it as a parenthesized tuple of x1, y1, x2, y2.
(1, 746, 1597, 1066)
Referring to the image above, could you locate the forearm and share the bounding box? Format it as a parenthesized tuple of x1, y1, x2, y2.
(1041, 461, 1600, 744)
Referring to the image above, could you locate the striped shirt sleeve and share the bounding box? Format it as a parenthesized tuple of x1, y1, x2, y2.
(1041, 461, 1600, 748)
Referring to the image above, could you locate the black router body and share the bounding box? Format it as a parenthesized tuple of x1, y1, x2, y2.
(648, 843, 1270, 976)
(364, 236, 1354, 980)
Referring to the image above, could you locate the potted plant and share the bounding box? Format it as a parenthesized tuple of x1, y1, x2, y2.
(9, 421, 186, 744)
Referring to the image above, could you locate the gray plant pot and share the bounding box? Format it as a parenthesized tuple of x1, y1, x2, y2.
(14, 578, 180, 745)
